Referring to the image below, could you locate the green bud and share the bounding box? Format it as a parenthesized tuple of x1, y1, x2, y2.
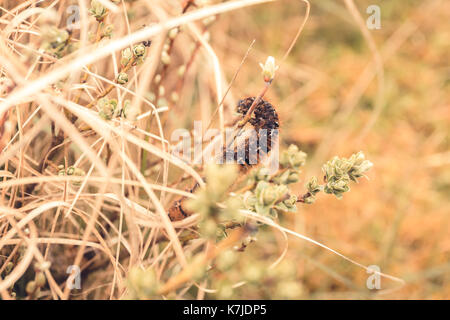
(303, 194, 316, 204)
(98, 97, 117, 120)
(117, 72, 129, 84)
(133, 44, 146, 57)
(89, 0, 108, 21)
(66, 166, 75, 175)
(121, 48, 133, 66)
(351, 151, 366, 166)
(259, 56, 279, 82)
(349, 152, 373, 180)
(334, 179, 349, 192)
(290, 150, 307, 168)
(283, 195, 297, 208)
(255, 182, 275, 206)
(324, 177, 350, 199)
(275, 193, 297, 212)
(322, 151, 373, 184)
(320, 151, 373, 200)
(306, 176, 321, 195)
(103, 24, 114, 38)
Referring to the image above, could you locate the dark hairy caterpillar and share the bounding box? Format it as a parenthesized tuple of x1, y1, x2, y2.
(168, 97, 279, 221)
(222, 97, 279, 171)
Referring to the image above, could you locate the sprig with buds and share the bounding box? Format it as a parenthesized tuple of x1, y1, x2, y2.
(240, 145, 307, 218)
(83, 42, 149, 113)
(243, 181, 297, 219)
(299, 151, 373, 203)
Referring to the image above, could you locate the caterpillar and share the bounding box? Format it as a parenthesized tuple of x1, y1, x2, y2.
(168, 97, 279, 221)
